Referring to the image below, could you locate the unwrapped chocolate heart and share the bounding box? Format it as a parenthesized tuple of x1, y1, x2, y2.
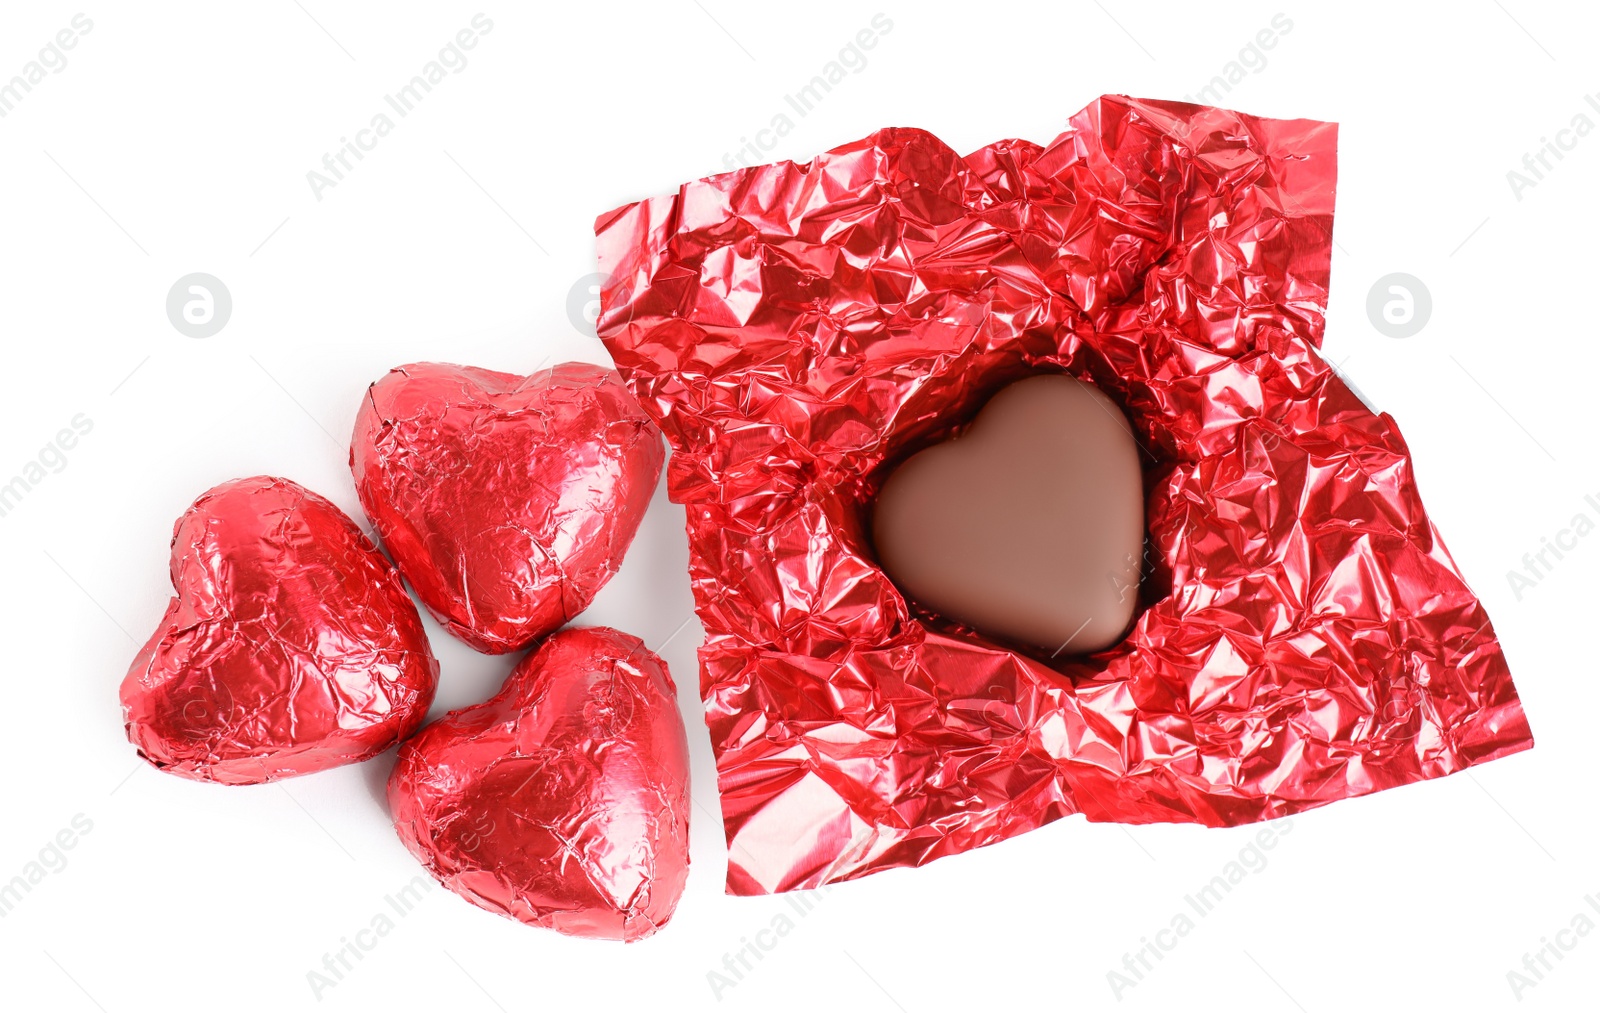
(121, 476, 439, 784)
(873, 374, 1145, 655)
(351, 362, 664, 654)
(387, 626, 690, 941)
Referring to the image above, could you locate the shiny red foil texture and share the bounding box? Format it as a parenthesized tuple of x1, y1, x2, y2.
(351, 361, 665, 654)
(389, 626, 691, 941)
(595, 95, 1535, 894)
(121, 476, 439, 785)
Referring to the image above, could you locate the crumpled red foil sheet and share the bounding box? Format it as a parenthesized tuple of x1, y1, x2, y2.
(388, 626, 691, 941)
(351, 361, 665, 654)
(122, 476, 439, 785)
(594, 95, 1535, 894)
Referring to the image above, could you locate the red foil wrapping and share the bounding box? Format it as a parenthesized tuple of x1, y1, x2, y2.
(388, 626, 691, 941)
(594, 95, 1535, 894)
(351, 362, 665, 654)
(122, 476, 439, 785)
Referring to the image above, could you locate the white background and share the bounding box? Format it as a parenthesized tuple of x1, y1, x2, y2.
(1, 2, 1595, 1010)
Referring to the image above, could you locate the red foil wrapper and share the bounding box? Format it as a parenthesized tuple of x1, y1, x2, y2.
(122, 476, 439, 785)
(351, 362, 665, 654)
(594, 95, 1535, 894)
(388, 626, 691, 941)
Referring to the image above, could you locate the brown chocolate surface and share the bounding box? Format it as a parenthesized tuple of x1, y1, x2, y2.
(872, 374, 1145, 655)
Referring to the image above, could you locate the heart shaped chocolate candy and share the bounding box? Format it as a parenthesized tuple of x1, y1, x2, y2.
(351, 361, 665, 654)
(387, 626, 690, 941)
(121, 476, 439, 784)
(872, 374, 1145, 655)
